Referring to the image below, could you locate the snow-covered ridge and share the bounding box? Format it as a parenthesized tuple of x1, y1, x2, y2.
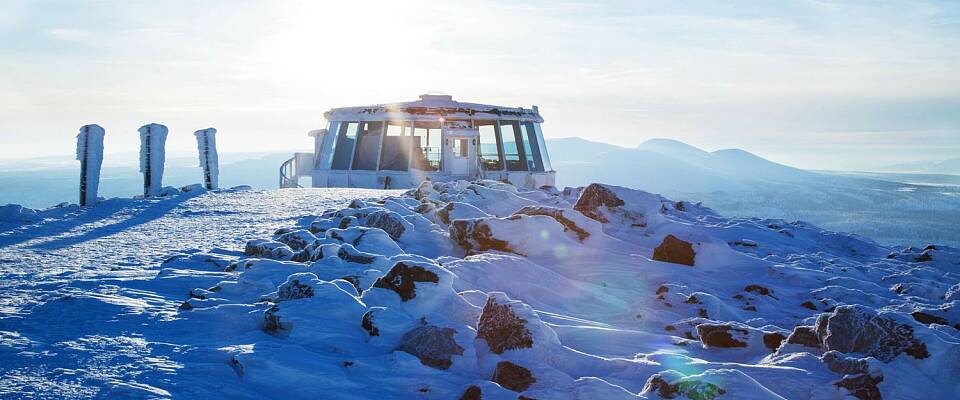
(2, 180, 958, 398)
(166, 181, 958, 398)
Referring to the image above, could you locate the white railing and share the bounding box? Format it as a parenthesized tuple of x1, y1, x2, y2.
(279, 152, 316, 188)
(279, 156, 300, 188)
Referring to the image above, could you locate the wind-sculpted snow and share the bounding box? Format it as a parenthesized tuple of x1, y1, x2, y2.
(2, 181, 960, 398)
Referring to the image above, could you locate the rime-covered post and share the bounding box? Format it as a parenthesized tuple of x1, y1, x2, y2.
(138, 123, 168, 197)
(76, 124, 105, 206)
(194, 128, 219, 190)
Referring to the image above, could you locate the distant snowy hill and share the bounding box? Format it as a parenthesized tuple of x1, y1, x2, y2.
(880, 158, 960, 175)
(2, 182, 958, 398)
(549, 137, 960, 247)
(0, 151, 295, 208)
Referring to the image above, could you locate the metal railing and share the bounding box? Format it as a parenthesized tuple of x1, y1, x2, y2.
(279, 156, 301, 188)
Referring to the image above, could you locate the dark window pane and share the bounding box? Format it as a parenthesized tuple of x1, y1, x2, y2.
(476, 120, 503, 170)
(331, 122, 358, 170)
(352, 121, 383, 170)
(521, 122, 544, 172)
(500, 121, 526, 171)
(379, 122, 409, 171)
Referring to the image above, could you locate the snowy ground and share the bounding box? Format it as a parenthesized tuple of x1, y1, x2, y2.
(0, 187, 394, 398)
(1, 182, 959, 399)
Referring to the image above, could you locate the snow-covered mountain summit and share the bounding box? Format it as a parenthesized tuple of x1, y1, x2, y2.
(1, 181, 958, 399)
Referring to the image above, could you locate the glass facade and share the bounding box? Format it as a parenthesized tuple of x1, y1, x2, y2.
(476, 120, 503, 171)
(379, 122, 410, 171)
(331, 122, 358, 170)
(320, 118, 550, 174)
(411, 122, 441, 171)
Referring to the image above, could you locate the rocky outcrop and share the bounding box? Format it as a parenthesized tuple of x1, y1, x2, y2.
(395, 325, 464, 370)
(371, 262, 440, 302)
(763, 332, 787, 352)
(337, 247, 376, 265)
(459, 385, 482, 400)
(275, 229, 318, 251)
(277, 276, 315, 301)
(835, 373, 883, 400)
(436, 202, 489, 225)
(785, 325, 822, 348)
(491, 361, 535, 392)
(365, 210, 407, 240)
(642, 372, 726, 400)
(477, 295, 534, 354)
(449, 219, 515, 254)
(361, 309, 380, 336)
(653, 235, 696, 266)
(696, 324, 748, 348)
(911, 311, 949, 326)
(244, 239, 294, 260)
(513, 205, 591, 241)
(744, 285, 772, 296)
(815, 305, 929, 362)
(573, 183, 624, 223)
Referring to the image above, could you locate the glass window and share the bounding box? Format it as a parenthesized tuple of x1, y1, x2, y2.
(520, 122, 544, 172)
(379, 122, 410, 171)
(533, 123, 552, 171)
(411, 122, 441, 171)
(352, 121, 383, 170)
(317, 121, 339, 169)
(453, 138, 468, 157)
(500, 121, 526, 171)
(331, 122, 358, 170)
(476, 120, 503, 170)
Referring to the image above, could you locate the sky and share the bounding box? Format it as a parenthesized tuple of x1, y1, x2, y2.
(1, 0, 958, 170)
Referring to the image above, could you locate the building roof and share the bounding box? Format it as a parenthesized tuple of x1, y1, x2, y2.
(323, 94, 544, 123)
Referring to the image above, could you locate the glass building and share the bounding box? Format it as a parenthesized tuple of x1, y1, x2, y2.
(281, 94, 555, 189)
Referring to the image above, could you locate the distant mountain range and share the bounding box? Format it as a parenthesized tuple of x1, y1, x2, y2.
(546, 137, 960, 248)
(878, 158, 960, 175)
(548, 137, 819, 193)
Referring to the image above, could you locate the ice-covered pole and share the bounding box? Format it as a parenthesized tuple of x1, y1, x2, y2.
(76, 124, 105, 206)
(138, 123, 168, 197)
(194, 128, 219, 190)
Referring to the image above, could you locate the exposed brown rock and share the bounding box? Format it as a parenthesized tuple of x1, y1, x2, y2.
(395, 325, 464, 370)
(371, 262, 440, 302)
(763, 332, 787, 352)
(573, 183, 624, 223)
(337, 247, 376, 264)
(361, 309, 380, 336)
(365, 210, 407, 240)
(801, 301, 818, 310)
(491, 361, 535, 392)
(513, 206, 591, 241)
(786, 326, 822, 348)
(477, 296, 534, 354)
(911, 311, 949, 326)
(915, 250, 933, 262)
(696, 324, 748, 348)
(459, 385, 482, 400)
(835, 374, 883, 400)
(449, 219, 516, 254)
(653, 235, 696, 266)
(744, 285, 772, 296)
